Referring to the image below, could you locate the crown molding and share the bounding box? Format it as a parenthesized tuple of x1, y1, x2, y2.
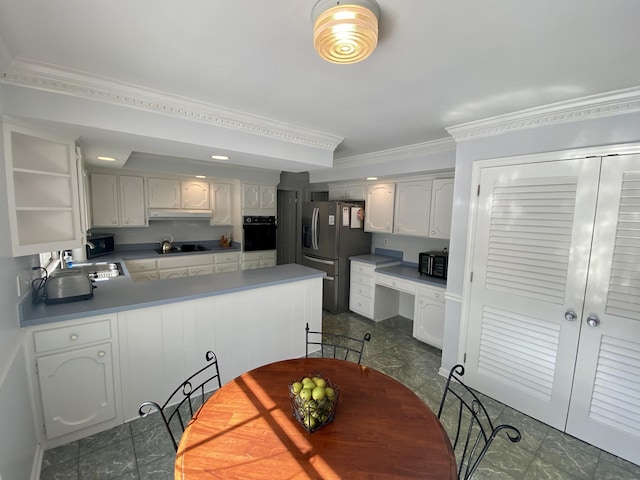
(446, 86, 640, 142)
(1, 59, 343, 151)
(333, 137, 456, 168)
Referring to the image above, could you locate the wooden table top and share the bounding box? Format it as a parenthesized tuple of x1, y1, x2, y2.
(175, 357, 456, 479)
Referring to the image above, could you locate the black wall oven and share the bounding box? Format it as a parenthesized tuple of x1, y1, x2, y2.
(243, 216, 277, 252)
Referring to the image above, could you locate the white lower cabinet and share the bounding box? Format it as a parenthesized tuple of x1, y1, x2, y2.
(413, 285, 445, 349)
(241, 250, 276, 270)
(349, 260, 401, 321)
(213, 251, 239, 273)
(27, 315, 121, 445)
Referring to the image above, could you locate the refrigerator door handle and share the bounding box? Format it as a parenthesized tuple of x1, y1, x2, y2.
(303, 255, 334, 266)
(312, 207, 319, 250)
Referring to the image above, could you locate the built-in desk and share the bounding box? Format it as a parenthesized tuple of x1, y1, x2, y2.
(350, 255, 446, 348)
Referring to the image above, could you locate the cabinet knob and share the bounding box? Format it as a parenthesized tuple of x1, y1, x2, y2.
(392, 281, 396, 286)
(98, 351, 106, 357)
(70, 334, 78, 341)
(123, 220, 129, 224)
(112, 220, 117, 224)
(431, 230, 435, 234)
(418, 299, 424, 304)
(434, 293, 440, 297)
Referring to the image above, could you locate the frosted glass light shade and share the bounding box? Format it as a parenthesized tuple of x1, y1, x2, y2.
(312, 0, 379, 64)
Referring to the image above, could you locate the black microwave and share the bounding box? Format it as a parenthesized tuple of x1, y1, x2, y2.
(419, 250, 448, 280)
(86, 233, 116, 258)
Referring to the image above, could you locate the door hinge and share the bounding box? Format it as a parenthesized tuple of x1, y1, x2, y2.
(477, 184, 480, 196)
(463, 353, 467, 363)
(42, 424, 47, 435)
(470, 272, 473, 282)
(35, 362, 39, 375)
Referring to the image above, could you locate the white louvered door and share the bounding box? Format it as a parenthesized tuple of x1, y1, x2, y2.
(465, 153, 640, 464)
(465, 158, 601, 429)
(566, 154, 640, 464)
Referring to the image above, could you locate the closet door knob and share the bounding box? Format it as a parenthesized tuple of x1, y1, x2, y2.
(586, 315, 600, 327)
(564, 311, 577, 322)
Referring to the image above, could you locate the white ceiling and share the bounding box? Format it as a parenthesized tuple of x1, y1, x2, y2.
(1, 0, 639, 173)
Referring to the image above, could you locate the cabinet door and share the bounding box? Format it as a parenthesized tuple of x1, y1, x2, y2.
(158, 267, 189, 279)
(211, 183, 232, 224)
(37, 343, 116, 439)
(90, 173, 119, 227)
(413, 287, 445, 348)
(393, 180, 431, 237)
(4, 124, 82, 255)
(260, 185, 276, 208)
(345, 184, 365, 200)
(364, 183, 395, 233)
(119, 175, 146, 226)
(242, 184, 261, 208)
(182, 180, 210, 209)
(148, 178, 181, 208)
(429, 178, 454, 238)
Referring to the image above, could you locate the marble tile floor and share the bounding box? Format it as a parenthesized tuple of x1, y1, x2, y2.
(40, 311, 640, 480)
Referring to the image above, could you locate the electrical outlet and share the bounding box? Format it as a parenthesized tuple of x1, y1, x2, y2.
(383, 239, 389, 246)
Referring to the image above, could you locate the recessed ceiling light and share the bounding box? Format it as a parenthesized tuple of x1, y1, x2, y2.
(211, 155, 229, 161)
(97, 156, 117, 162)
(366, 176, 378, 181)
(195, 175, 207, 179)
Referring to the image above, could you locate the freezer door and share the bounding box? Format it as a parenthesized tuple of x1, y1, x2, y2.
(301, 254, 340, 313)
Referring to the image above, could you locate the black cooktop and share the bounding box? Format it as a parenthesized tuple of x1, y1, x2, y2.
(155, 244, 210, 254)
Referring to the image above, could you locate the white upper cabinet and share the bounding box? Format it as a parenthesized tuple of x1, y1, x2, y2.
(91, 174, 146, 227)
(147, 178, 181, 208)
(211, 183, 232, 225)
(364, 183, 395, 233)
(429, 178, 454, 239)
(4, 121, 83, 256)
(242, 183, 276, 213)
(181, 180, 210, 209)
(393, 180, 432, 237)
(328, 184, 365, 201)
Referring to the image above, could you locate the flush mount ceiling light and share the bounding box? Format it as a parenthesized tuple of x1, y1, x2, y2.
(312, 0, 380, 64)
(211, 154, 229, 161)
(97, 156, 117, 162)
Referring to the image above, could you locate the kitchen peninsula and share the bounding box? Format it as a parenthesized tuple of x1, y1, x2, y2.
(20, 261, 324, 449)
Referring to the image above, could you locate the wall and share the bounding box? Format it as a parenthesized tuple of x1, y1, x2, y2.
(0, 88, 40, 480)
(371, 234, 449, 264)
(441, 110, 640, 371)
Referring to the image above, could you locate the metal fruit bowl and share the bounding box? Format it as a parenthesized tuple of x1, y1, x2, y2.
(289, 373, 339, 433)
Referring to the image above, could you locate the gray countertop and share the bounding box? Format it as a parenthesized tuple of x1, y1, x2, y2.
(20, 257, 325, 327)
(350, 254, 447, 289)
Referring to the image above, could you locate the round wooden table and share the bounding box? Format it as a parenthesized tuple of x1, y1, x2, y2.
(175, 357, 456, 479)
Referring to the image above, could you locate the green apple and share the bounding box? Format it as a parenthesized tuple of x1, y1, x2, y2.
(312, 386, 326, 401)
(324, 386, 335, 398)
(312, 377, 327, 388)
(299, 387, 313, 402)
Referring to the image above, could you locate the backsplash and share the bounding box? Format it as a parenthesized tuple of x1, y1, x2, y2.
(371, 233, 449, 264)
(91, 220, 233, 246)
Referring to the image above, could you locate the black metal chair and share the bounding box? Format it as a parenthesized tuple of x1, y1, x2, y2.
(437, 364, 521, 479)
(138, 350, 222, 451)
(305, 322, 371, 364)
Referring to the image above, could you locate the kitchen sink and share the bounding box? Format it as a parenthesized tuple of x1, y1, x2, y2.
(54, 262, 124, 280)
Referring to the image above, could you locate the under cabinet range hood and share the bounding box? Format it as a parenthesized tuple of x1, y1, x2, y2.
(148, 208, 212, 219)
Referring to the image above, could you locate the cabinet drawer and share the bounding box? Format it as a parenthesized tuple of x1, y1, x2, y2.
(34, 319, 112, 354)
(157, 254, 213, 269)
(215, 263, 239, 273)
(213, 252, 239, 264)
(242, 251, 276, 262)
(351, 262, 374, 277)
(350, 282, 372, 298)
(158, 267, 189, 279)
(375, 274, 416, 294)
(351, 272, 374, 287)
(349, 293, 372, 317)
(416, 285, 445, 303)
(125, 259, 157, 272)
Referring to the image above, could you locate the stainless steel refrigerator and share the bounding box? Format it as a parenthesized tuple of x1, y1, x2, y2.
(301, 201, 372, 313)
